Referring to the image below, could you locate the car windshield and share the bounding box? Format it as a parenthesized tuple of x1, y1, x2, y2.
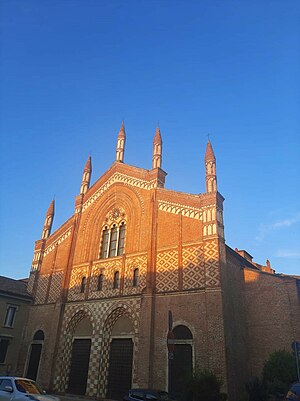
(15, 379, 43, 394)
(158, 391, 170, 400)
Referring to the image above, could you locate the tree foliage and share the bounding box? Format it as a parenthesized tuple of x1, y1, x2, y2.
(245, 377, 268, 401)
(186, 367, 227, 401)
(262, 350, 297, 395)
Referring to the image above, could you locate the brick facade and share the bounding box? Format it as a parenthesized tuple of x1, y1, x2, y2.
(19, 128, 300, 401)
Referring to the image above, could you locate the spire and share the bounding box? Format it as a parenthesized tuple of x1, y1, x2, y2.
(80, 155, 92, 195)
(205, 140, 216, 161)
(152, 127, 162, 169)
(41, 199, 55, 239)
(116, 121, 126, 162)
(205, 140, 217, 193)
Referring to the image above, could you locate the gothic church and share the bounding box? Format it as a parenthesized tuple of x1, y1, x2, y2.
(21, 123, 300, 401)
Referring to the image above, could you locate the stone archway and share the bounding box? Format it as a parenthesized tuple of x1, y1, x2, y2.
(53, 308, 95, 395)
(67, 317, 93, 395)
(98, 305, 138, 399)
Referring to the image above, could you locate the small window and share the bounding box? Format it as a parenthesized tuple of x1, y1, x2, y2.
(0, 338, 10, 363)
(80, 277, 87, 293)
(97, 274, 103, 291)
(4, 305, 17, 327)
(133, 268, 139, 287)
(113, 271, 119, 289)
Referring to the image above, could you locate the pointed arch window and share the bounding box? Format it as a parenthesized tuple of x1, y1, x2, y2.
(80, 277, 87, 293)
(113, 271, 119, 289)
(100, 222, 126, 259)
(97, 274, 103, 291)
(133, 268, 139, 287)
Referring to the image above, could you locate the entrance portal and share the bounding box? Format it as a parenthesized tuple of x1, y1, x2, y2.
(67, 338, 91, 395)
(170, 325, 193, 401)
(26, 330, 44, 381)
(107, 338, 133, 400)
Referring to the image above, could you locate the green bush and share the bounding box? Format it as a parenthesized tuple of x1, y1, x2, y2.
(262, 350, 297, 395)
(186, 367, 227, 401)
(245, 377, 267, 401)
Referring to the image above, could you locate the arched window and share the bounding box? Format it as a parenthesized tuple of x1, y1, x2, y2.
(100, 222, 126, 259)
(33, 330, 44, 341)
(133, 268, 139, 287)
(173, 325, 193, 340)
(80, 277, 87, 293)
(97, 274, 103, 291)
(113, 271, 119, 289)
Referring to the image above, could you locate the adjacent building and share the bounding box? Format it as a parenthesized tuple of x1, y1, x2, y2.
(0, 276, 32, 376)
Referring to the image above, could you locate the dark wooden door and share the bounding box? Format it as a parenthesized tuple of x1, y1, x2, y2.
(26, 344, 42, 380)
(170, 344, 192, 401)
(67, 339, 91, 395)
(107, 339, 133, 400)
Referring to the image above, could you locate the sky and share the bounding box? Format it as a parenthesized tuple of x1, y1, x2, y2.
(0, 0, 299, 279)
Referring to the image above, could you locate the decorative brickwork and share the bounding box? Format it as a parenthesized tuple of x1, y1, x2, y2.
(53, 299, 140, 397)
(156, 249, 179, 292)
(82, 172, 156, 213)
(182, 244, 205, 289)
(48, 271, 63, 303)
(44, 228, 72, 258)
(22, 136, 300, 401)
(123, 254, 147, 295)
(158, 200, 203, 220)
(68, 265, 89, 301)
(88, 258, 123, 299)
(34, 274, 50, 304)
(204, 241, 220, 287)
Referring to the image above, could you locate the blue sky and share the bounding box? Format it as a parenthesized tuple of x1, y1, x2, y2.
(1, 0, 299, 279)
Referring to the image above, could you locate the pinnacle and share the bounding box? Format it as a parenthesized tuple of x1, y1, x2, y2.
(47, 199, 55, 215)
(84, 155, 92, 171)
(154, 127, 162, 143)
(205, 140, 215, 161)
(118, 121, 126, 138)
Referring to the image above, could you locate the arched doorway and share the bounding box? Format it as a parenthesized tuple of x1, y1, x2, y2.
(26, 330, 44, 380)
(67, 317, 92, 395)
(106, 315, 134, 400)
(170, 325, 193, 401)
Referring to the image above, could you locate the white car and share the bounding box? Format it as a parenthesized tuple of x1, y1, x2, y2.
(0, 377, 60, 401)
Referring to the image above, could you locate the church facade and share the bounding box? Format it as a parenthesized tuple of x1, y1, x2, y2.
(21, 124, 300, 401)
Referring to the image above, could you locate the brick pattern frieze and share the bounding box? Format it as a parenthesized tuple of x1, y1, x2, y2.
(204, 241, 220, 287)
(182, 244, 205, 289)
(68, 265, 90, 301)
(48, 271, 64, 303)
(123, 254, 147, 295)
(34, 274, 50, 304)
(88, 259, 123, 299)
(156, 249, 178, 292)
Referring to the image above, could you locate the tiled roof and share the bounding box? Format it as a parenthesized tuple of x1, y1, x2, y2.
(0, 276, 32, 299)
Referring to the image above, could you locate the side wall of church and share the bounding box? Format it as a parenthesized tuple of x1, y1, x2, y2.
(221, 249, 249, 400)
(150, 291, 227, 390)
(243, 268, 300, 377)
